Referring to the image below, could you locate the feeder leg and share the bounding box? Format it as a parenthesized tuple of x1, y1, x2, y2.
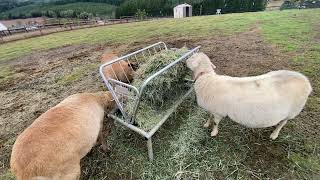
(147, 138, 154, 161)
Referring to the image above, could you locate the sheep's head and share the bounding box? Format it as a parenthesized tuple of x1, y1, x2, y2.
(96, 91, 117, 111)
(186, 52, 216, 73)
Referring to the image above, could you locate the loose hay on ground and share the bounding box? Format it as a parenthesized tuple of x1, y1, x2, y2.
(124, 48, 192, 130)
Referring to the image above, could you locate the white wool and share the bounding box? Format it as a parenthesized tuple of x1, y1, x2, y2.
(187, 53, 312, 128)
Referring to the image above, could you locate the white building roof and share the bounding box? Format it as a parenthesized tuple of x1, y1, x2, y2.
(0, 22, 7, 31)
(175, 3, 192, 8)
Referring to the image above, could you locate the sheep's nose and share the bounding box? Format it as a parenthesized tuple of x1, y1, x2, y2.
(129, 63, 138, 71)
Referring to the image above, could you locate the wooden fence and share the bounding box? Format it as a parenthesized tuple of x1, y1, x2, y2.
(0, 16, 149, 39)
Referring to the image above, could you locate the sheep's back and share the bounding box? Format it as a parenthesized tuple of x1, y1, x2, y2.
(195, 70, 311, 128)
(10, 94, 105, 178)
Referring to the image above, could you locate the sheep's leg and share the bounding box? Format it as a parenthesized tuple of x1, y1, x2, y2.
(211, 115, 222, 137)
(204, 114, 213, 128)
(270, 119, 288, 140)
(98, 129, 108, 152)
(60, 163, 80, 180)
(99, 118, 115, 152)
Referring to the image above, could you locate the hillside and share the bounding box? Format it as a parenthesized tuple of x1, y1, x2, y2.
(0, 2, 116, 19)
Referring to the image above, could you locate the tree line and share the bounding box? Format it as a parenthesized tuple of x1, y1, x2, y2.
(0, 0, 123, 13)
(4, 10, 94, 20)
(116, 0, 267, 18)
(51, 0, 126, 6)
(0, 0, 32, 12)
(1, 0, 267, 20)
(0, 2, 116, 20)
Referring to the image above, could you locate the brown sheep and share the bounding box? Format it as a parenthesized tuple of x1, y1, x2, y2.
(101, 51, 134, 83)
(10, 92, 116, 180)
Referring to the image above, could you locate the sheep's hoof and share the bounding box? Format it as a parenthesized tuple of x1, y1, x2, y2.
(203, 123, 210, 128)
(100, 144, 109, 152)
(270, 133, 279, 140)
(210, 130, 218, 137)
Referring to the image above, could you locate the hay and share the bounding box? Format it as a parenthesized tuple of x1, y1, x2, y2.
(125, 48, 191, 130)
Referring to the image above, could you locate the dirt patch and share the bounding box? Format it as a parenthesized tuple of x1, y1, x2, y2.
(165, 29, 291, 77)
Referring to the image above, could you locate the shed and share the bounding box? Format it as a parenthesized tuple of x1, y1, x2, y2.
(0, 22, 7, 31)
(174, 3, 192, 18)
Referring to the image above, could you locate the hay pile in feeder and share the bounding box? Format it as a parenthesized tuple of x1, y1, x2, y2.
(125, 47, 192, 130)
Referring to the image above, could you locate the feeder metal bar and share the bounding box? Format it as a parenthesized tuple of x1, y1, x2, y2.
(108, 79, 140, 96)
(145, 87, 194, 139)
(108, 114, 149, 137)
(100, 42, 167, 68)
(99, 42, 166, 119)
(99, 42, 200, 161)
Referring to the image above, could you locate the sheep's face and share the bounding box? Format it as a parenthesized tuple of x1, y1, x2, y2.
(186, 52, 216, 72)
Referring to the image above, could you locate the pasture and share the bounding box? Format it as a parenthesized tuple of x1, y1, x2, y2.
(0, 9, 319, 179)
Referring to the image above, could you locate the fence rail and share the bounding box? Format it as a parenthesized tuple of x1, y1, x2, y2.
(0, 17, 163, 43)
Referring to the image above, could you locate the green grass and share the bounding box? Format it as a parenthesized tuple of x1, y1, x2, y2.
(84, 98, 319, 179)
(0, 66, 14, 80)
(1, 9, 319, 62)
(0, 10, 259, 62)
(0, 170, 15, 180)
(0, 65, 25, 85)
(261, 10, 320, 52)
(290, 153, 320, 173)
(56, 63, 97, 85)
(0, 2, 116, 19)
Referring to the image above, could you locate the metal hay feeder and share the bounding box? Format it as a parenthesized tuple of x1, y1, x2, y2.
(99, 42, 200, 161)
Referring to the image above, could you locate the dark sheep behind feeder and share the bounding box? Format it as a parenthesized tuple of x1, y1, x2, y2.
(101, 52, 135, 83)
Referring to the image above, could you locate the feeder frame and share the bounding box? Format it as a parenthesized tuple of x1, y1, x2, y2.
(99, 42, 200, 160)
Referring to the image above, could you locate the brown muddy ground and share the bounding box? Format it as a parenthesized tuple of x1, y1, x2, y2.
(1, 29, 317, 179)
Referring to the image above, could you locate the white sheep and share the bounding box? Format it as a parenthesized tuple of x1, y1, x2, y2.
(186, 52, 312, 139)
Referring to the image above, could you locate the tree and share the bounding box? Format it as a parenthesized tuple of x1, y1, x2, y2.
(0, 0, 18, 12)
(47, 10, 57, 18)
(135, 9, 148, 20)
(31, 11, 42, 18)
(79, 12, 93, 19)
(60, 9, 75, 18)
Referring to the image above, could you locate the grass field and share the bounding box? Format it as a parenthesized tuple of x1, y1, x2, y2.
(0, 9, 320, 179)
(1, 9, 318, 62)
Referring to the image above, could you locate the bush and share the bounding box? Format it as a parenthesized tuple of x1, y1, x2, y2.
(300, 0, 320, 8)
(280, 0, 320, 10)
(45, 10, 57, 18)
(135, 9, 148, 20)
(31, 11, 42, 17)
(79, 12, 93, 19)
(280, 0, 298, 10)
(60, 9, 75, 18)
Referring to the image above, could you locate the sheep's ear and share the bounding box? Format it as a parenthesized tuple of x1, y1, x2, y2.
(191, 59, 199, 68)
(211, 64, 216, 69)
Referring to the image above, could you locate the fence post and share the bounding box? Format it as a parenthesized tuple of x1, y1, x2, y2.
(39, 25, 43, 35)
(0, 32, 3, 42)
(147, 138, 154, 161)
